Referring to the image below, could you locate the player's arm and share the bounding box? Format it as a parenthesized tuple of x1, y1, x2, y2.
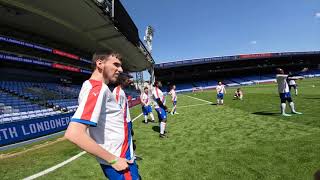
(277, 74, 288, 79)
(65, 123, 130, 169)
(153, 91, 167, 110)
(153, 98, 166, 110)
(65, 86, 129, 171)
(287, 76, 299, 80)
(224, 86, 227, 94)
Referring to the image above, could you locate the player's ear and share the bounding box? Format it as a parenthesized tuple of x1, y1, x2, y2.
(95, 58, 105, 70)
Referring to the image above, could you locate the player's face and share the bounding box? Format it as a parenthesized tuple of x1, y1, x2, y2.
(124, 78, 132, 87)
(218, 82, 222, 85)
(102, 56, 123, 83)
(144, 88, 148, 94)
(173, 85, 176, 90)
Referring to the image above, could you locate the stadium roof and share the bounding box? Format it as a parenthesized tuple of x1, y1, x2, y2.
(155, 51, 320, 69)
(0, 0, 154, 72)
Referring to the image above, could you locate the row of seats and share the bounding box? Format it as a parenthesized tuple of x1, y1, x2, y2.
(0, 110, 62, 124)
(0, 81, 81, 101)
(47, 99, 78, 109)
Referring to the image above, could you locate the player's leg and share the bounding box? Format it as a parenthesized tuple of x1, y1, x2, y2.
(142, 106, 148, 124)
(174, 101, 179, 114)
(128, 161, 140, 180)
(220, 94, 224, 105)
(217, 94, 220, 105)
(171, 101, 177, 115)
(294, 85, 298, 96)
(287, 94, 302, 114)
(280, 93, 291, 116)
(157, 108, 167, 138)
(100, 162, 140, 180)
(148, 106, 155, 122)
(233, 93, 237, 100)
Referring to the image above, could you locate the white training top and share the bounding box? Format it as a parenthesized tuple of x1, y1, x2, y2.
(216, 85, 225, 94)
(276, 74, 289, 93)
(140, 92, 151, 106)
(71, 80, 134, 164)
(112, 86, 131, 123)
(152, 87, 165, 109)
(289, 79, 296, 85)
(169, 89, 177, 101)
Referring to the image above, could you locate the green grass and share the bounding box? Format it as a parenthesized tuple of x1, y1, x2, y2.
(1, 78, 320, 179)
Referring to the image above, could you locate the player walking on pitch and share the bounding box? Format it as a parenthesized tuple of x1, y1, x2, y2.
(288, 72, 300, 96)
(168, 85, 178, 115)
(216, 81, 226, 105)
(65, 50, 140, 180)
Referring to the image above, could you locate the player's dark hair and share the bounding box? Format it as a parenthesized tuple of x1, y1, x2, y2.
(114, 73, 132, 87)
(144, 86, 148, 90)
(276, 68, 284, 74)
(92, 49, 122, 70)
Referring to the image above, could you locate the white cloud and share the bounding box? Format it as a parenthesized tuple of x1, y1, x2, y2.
(315, 12, 320, 18)
(250, 40, 257, 45)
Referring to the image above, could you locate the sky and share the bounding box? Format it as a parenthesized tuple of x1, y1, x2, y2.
(121, 0, 320, 64)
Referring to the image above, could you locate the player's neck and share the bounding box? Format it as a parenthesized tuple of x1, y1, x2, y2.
(90, 70, 108, 84)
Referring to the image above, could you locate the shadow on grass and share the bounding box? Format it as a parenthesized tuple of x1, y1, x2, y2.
(252, 111, 278, 116)
(303, 97, 320, 100)
(152, 126, 160, 133)
(210, 103, 218, 105)
(141, 119, 157, 124)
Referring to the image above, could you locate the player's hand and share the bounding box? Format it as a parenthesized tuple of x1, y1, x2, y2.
(112, 158, 129, 171)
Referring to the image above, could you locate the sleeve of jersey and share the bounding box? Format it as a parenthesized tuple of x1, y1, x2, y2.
(71, 85, 105, 127)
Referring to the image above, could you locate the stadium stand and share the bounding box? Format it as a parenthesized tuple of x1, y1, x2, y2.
(156, 51, 320, 92)
(171, 69, 320, 92)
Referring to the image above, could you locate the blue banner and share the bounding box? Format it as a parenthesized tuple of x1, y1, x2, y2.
(0, 113, 73, 146)
(0, 35, 91, 63)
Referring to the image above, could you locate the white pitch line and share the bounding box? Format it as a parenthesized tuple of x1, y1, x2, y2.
(183, 94, 213, 104)
(23, 112, 143, 180)
(23, 151, 87, 180)
(178, 103, 211, 108)
(132, 113, 143, 122)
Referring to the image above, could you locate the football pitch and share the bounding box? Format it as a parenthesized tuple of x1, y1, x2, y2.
(1, 78, 320, 180)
